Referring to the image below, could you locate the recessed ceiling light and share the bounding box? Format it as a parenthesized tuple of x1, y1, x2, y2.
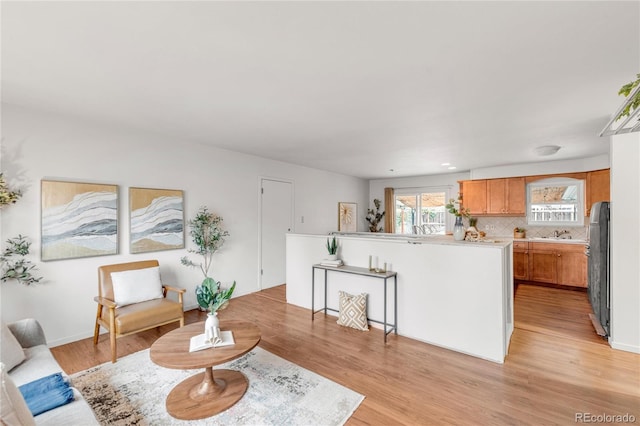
(535, 145, 561, 156)
(448, 166, 457, 170)
(441, 162, 450, 166)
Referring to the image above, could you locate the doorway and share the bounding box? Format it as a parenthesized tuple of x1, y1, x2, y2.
(259, 178, 294, 290)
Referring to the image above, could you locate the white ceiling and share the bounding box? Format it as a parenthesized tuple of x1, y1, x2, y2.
(2, 1, 638, 179)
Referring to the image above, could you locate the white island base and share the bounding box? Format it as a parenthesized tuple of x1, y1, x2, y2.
(286, 233, 514, 363)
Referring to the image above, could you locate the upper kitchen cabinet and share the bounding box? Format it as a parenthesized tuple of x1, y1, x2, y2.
(460, 178, 525, 216)
(487, 178, 525, 215)
(586, 169, 610, 216)
(460, 180, 487, 215)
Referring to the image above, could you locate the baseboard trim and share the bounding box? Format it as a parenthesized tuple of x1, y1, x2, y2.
(609, 340, 640, 354)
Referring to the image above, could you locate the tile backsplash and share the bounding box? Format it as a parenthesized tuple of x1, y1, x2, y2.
(470, 216, 588, 240)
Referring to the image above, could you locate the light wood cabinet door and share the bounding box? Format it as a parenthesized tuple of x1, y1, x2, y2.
(461, 180, 487, 215)
(513, 241, 529, 281)
(529, 245, 557, 284)
(506, 177, 526, 215)
(487, 179, 507, 214)
(586, 169, 610, 216)
(556, 245, 587, 287)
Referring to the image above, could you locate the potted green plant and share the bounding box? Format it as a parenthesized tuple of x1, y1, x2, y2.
(181, 206, 236, 330)
(326, 236, 338, 260)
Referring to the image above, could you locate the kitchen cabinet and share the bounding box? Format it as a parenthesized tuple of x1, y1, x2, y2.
(460, 180, 487, 215)
(512, 241, 529, 280)
(460, 178, 525, 216)
(528, 242, 587, 288)
(487, 178, 525, 215)
(586, 169, 610, 216)
(529, 243, 557, 284)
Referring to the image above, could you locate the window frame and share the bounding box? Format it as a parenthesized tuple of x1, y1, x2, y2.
(526, 177, 585, 227)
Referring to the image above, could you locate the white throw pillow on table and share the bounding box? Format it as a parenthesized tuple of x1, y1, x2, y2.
(110, 266, 164, 307)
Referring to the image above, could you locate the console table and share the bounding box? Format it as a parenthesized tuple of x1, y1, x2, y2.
(311, 264, 397, 342)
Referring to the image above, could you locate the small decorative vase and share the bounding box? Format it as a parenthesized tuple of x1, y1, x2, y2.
(327, 254, 338, 261)
(453, 216, 466, 241)
(204, 312, 219, 341)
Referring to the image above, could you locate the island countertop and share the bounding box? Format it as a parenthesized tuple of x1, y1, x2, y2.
(286, 232, 514, 363)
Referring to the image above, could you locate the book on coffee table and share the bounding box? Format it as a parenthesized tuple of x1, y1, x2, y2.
(189, 329, 235, 352)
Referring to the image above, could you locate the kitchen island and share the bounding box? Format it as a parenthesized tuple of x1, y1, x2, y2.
(286, 232, 513, 363)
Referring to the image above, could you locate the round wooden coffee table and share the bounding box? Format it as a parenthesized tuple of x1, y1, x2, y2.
(150, 320, 261, 420)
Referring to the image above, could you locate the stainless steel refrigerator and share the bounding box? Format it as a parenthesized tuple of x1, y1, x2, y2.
(587, 201, 610, 337)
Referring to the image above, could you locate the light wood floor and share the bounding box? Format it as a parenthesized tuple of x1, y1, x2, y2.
(52, 283, 640, 425)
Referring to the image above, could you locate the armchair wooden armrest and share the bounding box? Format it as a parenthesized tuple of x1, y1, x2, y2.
(162, 285, 186, 294)
(162, 285, 185, 304)
(93, 296, 117, 309)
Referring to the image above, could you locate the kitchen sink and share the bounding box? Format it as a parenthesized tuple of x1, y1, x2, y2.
(528, 237, 587, 243)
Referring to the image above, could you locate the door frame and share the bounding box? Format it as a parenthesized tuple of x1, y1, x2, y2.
(257, 176, 295, 291)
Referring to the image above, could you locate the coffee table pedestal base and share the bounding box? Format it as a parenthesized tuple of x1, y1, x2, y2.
(166, 368, 248, 420)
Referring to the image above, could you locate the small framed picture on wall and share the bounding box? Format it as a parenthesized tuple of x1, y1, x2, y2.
(338, 202, 357, 232)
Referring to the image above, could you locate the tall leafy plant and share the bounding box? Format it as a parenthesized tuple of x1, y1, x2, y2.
(181, 206, 235, 312)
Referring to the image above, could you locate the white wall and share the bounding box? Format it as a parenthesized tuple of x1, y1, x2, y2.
(609, 133, 640, 353)
(0, 103, 369, 346)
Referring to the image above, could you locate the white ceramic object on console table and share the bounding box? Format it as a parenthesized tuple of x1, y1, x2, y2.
(286, 233, 514, 364)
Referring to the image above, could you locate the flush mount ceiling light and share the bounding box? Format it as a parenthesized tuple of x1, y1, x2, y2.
(535, 145, 561, 156)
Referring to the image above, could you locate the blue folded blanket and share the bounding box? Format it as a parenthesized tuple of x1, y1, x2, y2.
(18, 373, 75, 416)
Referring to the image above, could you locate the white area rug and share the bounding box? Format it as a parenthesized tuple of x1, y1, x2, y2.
(71, 347, 364, 425)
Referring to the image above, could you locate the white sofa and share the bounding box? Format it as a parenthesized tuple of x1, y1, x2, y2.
(1, 319, 98, 425)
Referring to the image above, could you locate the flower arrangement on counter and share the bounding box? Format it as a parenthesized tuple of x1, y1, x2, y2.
(445, 197, 470, 218)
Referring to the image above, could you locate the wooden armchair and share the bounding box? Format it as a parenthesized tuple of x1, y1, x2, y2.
(93, 260, 186, 362)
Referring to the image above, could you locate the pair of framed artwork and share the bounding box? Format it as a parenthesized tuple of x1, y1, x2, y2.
(41, 180, 184, 261)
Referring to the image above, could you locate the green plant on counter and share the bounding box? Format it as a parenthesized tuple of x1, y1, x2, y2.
(1, 235, 42, 286)
(326, 236, 337, 255)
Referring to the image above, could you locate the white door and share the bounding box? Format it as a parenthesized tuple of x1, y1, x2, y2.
(260, 179, 293, 289)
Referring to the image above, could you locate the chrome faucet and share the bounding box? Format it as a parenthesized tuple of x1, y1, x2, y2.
(553, 229, 571, 239)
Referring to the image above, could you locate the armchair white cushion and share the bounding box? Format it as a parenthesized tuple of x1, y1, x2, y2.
(110, 266, 164, 307)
